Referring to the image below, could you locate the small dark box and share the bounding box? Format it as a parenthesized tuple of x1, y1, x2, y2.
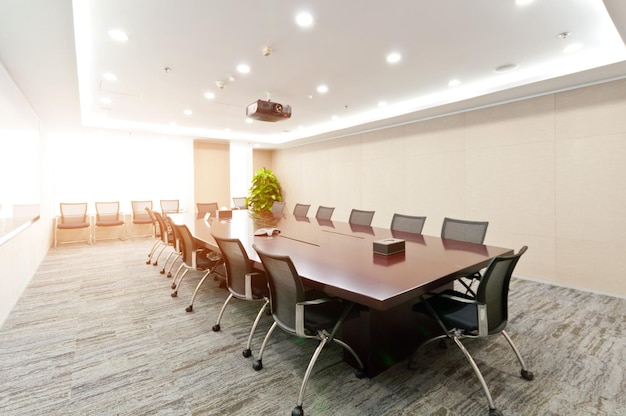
(373, 238, 405, 256)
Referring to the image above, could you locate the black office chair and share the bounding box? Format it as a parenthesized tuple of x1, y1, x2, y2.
(210, 236, 269, 358)
(252, 245, 366, 416)
(349, 209, 375, 226)
(315, 205, 335, 220)
(292, 203, 311, 217)
(441, 217, 489, 297)
(410, 246, 533, 416)
(271, 201, 286, 214)
(390, 213, 426, 234)
(169, 223, 222, 298)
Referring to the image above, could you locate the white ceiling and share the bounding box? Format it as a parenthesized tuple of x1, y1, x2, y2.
(1, 0, 626, 148)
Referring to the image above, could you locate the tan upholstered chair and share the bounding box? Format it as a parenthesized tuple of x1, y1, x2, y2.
(93, 201, 126, 243)
(54, 202, 91, 247)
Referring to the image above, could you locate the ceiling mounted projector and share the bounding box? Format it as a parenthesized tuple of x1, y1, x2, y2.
(246, 99, 292, 122)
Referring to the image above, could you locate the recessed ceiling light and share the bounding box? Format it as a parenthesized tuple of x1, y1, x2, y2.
(236, 64, 250, 74)
(183, 109, 192, 116)
(448, 79, 461, 87)
(563, 43, 583, 54)
(515, 0, 535, 5)
(102, 73, 117, 81)
(317, 84, 328, 94)
(494, 64, 519, 73)
(295, 12, 314, 28)
(108, 29, 128, 42)
(204, 92, 215, 100)
(386, 52, 402, 64)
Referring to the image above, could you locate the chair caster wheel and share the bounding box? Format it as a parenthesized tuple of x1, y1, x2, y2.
(167, 273, 172, 278)
(171, 283, 176, 289)
(291, 405, 304, 416)
(185, 305, 193, 312)
(153, 261, 158, 266)
(242, 349, 251, 358)
(489, 408, 503, 416)
(146, 259, 151, 264)
(253, 360, 263, 371)
(355, 368, 366, 379)
(171, 291, 177, 297)
(160, 269, 165, 274)
(521, 369, 534, 380)
(212, 324, 220, 332)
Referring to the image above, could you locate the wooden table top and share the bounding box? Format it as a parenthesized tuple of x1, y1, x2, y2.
(169, 210, 512, 311)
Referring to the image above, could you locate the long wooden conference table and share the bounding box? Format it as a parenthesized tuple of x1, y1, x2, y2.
(170, 209, 512, 377)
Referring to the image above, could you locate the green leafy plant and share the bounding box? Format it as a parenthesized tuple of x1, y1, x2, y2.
(247, 167, 282, 212)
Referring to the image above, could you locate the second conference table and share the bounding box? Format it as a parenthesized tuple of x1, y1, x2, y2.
(170, 209, 512, 376)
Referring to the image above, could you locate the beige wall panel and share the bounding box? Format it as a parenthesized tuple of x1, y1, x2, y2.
(271, 148, 302, 211)
(465, 141, 556, 238)
(555, 133, 626, 243)
(465, 95, 555, 148)
(253, 149, 272, 172)
(193, 141, 229, 209)
(403, 113, 465, 155)
(557, 238, 626, 297)
(360, 125, 404, 161)
(488, 230, 556, 281)
(556, 78, 626, 140)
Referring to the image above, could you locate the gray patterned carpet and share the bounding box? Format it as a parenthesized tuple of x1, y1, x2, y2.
(0, 238, 624, 416)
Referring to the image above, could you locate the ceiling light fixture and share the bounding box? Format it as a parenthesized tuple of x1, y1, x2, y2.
(236, 64, 250, 74)
(108, 29, 128, 42)
(295, 12, 314, 27)
(204, 92, 215, 100)
(386, 52, 402, 64)
(515, 0, 535, 6)
(557, 32, 571, 40)
(317, 84, 328, 94)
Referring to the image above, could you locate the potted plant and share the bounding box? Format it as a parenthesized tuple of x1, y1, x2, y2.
(247, 167, 283, 212)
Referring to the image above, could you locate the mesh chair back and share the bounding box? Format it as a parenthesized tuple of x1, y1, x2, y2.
(315, 206, 335, 220)
(441, 217, 488, 244)
(254, 247, 305, 333)
(160, 199, 180, 214)
(95, 201, 122, 223)
(213, 236, 255, 298)
(153, 212, 172, 244)
(292, 203, 311, 217)
(197, 202, 219, 213)
(232, 197, 248, 209)
(59, 202, 88, 225)
(349, 209, 375, 226)
(271, 201, 286, 214)
(476, 246, 527, 334)
(173, 224, 195, 267)
(131, 200, 152, 222)
(390, 214, 426, 234)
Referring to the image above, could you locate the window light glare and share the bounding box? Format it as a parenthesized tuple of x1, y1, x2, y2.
(100, 97, 112, 104)
(183, 109, 192, 116)
(386, 52, 402, 64)
(295, 12, 314, 27)
(331, 115, 339, 121)
(108, 29, 128, 42)
(317, 84, 328, 94)
(102, 73, 117, 81)
(448, 79, 461, 87)
(378, 101, 387, 107)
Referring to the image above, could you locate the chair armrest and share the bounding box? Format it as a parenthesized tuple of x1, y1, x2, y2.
(295, 297, 340, 336)
(244, 272, 261, 300)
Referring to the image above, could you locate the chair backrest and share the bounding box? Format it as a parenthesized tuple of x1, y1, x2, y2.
(441, 217, 488, 244)
(232, 197, 248, 209)
(390, 213, 426, 234)
(164, 216, 181, 253)
(213, 236, 255, 298)
(160, 199, 180, 214)
(59, 202, 88, 225)
(131, 200, 152, 221)
(253, 245, 306, 333)
(271, 201, 286, 214)
(476, 246, 528, 334)
(173, 223, 195, 267)
(197, 202, 219, 214)
(349, 209, 375, 226)
(153, 211, 171, 244)
(292, 203, 311, 217)
(95, 201, 121, 222)
(315, 206, 335, 220)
